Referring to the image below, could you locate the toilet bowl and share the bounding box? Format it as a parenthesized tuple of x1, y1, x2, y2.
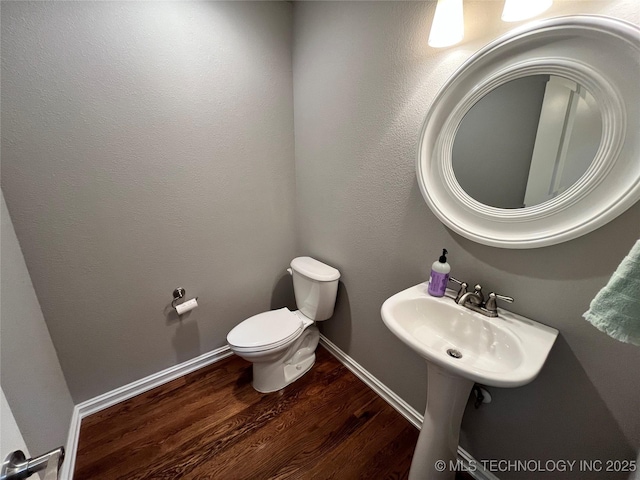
(227, 256, 340, 393)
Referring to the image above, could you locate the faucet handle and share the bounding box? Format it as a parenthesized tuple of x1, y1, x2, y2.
(448, 277, 468, 302)
(485, 292, 514, 313)
(472, 284, 484, 304)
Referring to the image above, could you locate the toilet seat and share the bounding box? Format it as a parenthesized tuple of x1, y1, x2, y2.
(227, 307, 303, 353)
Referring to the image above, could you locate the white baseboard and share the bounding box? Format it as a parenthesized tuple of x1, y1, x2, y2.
(60, 407, 81, 480)
(61, 345, 233, 479)
(74, 345, 233, 418)
(319, 334, 499, 480)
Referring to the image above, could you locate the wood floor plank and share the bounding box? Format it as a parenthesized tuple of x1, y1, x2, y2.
(80, 357, 249, 446)
(74, 346, 472, 480)
(254, 387, 379, 480)
(294, 396, 412, 479)
(358, 424, 421, 480)
(137, 365, 366, 479)
(75, 365, 261, 478)
(187, 365, 367, 479)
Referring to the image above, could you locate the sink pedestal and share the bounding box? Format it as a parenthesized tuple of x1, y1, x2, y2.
(408, 362, 474, 480)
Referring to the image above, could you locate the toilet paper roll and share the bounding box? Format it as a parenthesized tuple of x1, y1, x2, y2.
(176, 298, 198, 315)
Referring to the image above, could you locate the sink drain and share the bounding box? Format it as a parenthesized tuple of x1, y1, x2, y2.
(447, 348, 463, 359)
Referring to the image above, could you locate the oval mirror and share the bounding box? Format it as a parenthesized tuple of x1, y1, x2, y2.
(452, 75, 602, 210)
(417, 16, 640, 248)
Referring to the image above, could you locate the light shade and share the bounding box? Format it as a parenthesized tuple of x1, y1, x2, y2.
(501, 0, 553, 22)
(428, 0, 464, 48)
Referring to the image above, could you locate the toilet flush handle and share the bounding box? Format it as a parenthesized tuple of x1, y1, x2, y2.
(286, 268, 293, 276)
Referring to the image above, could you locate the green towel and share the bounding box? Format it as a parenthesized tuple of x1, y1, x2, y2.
(583, 239, 640, 346)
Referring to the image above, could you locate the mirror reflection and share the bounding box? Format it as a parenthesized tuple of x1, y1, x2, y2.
(452, 75, 602, 209)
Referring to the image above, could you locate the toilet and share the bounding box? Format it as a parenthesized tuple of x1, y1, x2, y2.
(227, 256, 340, 393)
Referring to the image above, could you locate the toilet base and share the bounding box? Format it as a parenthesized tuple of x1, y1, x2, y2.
(251, 325, 319, 393)
(253, 353, 315, 393)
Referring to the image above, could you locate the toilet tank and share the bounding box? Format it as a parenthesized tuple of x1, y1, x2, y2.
(290, 257, 340, 321)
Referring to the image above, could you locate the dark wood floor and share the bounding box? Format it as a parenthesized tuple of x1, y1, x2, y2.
(74, 346, 472, 479)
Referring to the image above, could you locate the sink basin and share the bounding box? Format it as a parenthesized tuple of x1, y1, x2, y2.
(381, 282, 558, 480)
(381, 283, 558, 387)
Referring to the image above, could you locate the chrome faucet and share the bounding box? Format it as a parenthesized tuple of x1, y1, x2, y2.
(448, 277, 513, 318)
(458, 285, 484, 307)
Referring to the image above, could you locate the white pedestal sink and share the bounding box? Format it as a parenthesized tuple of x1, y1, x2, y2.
(381, 283, 558, 480)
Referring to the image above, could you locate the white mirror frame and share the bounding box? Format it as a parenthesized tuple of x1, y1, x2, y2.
(417, 15, 640, 249)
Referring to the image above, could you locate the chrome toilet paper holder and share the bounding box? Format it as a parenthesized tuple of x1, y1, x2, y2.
(171, 287, 198, 311)
(171, 287, 186, 309)
(1, 447, 64, 480)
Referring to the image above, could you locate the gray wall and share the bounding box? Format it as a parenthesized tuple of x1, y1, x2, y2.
(293, 1, 640, 478)
(1, 1, 296, 402)
(1, 192, 74, 455)
(452, 75, 547, 209)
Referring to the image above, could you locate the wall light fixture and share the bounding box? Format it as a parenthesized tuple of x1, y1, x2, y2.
(428, 0, 464, 48)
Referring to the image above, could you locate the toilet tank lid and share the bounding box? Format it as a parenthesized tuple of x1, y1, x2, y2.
(291, 256, 340, 282)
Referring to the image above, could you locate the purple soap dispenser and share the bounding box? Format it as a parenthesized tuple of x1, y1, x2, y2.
(428, 249, 450, 297)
